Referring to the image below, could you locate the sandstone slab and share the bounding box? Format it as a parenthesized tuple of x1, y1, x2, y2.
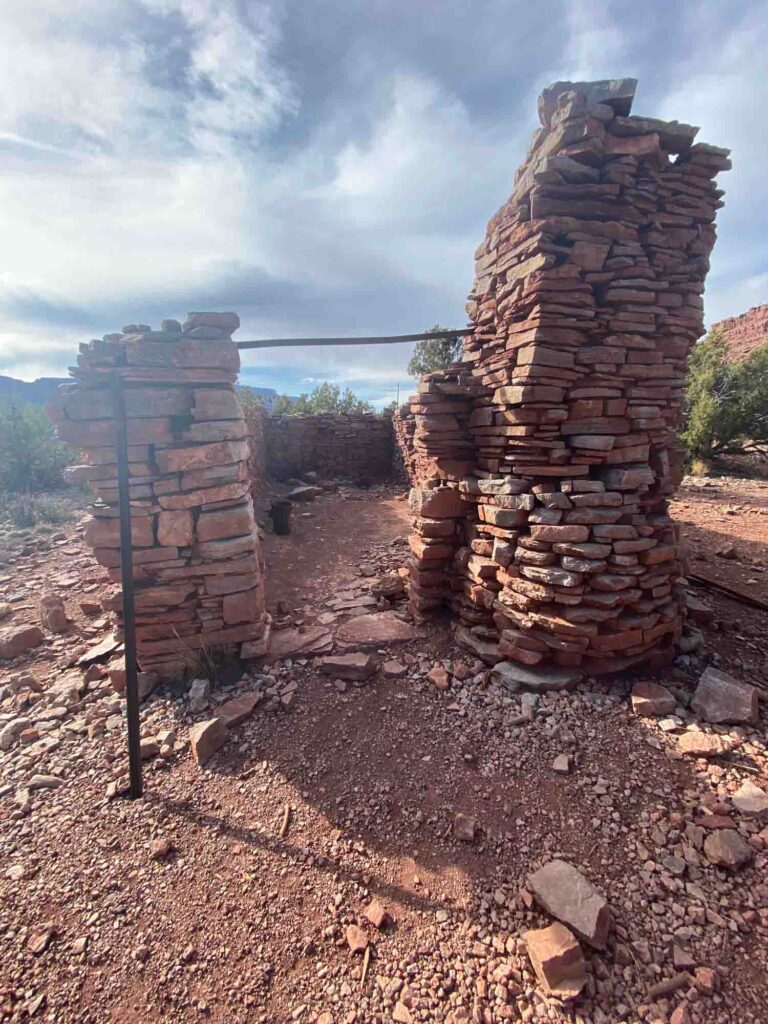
(319, 653, 376, 681)
(527, 859, 612, 949)
(631, 680, 676, 717)
(691, 667, 759, 725)
(678, 731, 734, 758)
(732, 780, 768, 818)
(261, 625, 333, 660)
(189, 718, 228, 766)
(336, 612, 416, 646)
(0, 625, 44, 659)
(703, 829, 753, 869)
(523, 922, 587, 1000)
(491, 661, 583, 694)
(215, 692, 261, 728)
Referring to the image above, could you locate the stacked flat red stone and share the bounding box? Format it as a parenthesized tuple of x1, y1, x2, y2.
(403, 78, 730, 676)
(265, 413, 393, 483)
(397, 369, 477, 619)
(49, 312, 269, 677)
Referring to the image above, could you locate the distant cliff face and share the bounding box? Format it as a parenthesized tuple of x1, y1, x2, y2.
(0, 376, 68, 405)
(712, 304, 768, 362)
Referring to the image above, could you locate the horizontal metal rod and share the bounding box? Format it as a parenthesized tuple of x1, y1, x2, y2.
(235, 328, 473, 351)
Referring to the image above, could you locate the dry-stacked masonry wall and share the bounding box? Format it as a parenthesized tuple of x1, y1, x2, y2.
(259, 413, 394, 484)
(399, 78, 730, 678)
(48, 313, 270, 678)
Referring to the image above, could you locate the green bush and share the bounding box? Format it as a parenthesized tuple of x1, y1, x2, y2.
(0, 491, 78, 529)
(276, 382, 373, 415)
(407, 324, 463, 377)
(682, 329, 768, 465)
(0, 400, 76, 493)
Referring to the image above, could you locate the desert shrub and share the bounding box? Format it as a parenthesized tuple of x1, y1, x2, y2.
(278, 383, 373, 415)
(408, 324, 463, 377)
(0, 491, 78, 528)
(0, 400, 75, 492)
(682, 329, 768, 466)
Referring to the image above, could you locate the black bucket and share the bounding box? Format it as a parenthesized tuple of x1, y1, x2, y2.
(270, 499, 292, 535)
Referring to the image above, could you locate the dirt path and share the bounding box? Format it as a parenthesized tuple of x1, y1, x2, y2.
(257, 485, 410, 614)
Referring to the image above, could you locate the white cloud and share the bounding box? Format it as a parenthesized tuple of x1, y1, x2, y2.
(0, 0, 294, 157)
(0, 0, 766, 395)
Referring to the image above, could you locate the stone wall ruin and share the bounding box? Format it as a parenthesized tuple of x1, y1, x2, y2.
(397, 77, 730, 678)
(261, 412, 393, 484)
(48, 313, 270, 678)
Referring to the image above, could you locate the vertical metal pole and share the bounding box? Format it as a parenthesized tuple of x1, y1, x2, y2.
(112, 374, 143, 799)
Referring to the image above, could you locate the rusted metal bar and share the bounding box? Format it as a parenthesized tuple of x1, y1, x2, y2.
(235, 328, 473, 350)
(112, 374, 143, 799)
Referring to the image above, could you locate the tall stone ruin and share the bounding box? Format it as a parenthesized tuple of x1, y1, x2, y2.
(398, 78, 730, 677)
(48, 313, 269, 678)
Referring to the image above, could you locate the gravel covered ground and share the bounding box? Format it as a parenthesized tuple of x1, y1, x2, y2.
(1, 481, 767, 1023)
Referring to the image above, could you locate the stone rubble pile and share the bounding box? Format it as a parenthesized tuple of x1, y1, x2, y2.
(396, 77, 730, 675)
(48, 313, 270, 677)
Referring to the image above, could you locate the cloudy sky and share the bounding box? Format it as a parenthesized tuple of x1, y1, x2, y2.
(1, 0, 766, 406)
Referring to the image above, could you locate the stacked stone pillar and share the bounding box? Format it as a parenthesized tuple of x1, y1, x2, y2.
(49, 312, 269, 677)
(400, 78, 729, 676)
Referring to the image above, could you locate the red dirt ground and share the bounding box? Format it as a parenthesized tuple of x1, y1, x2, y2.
(1, 480, 767, 1024)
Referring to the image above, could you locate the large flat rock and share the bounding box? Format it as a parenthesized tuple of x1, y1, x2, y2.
(527, 859, 612, 949)
(690, 667, 759, 725)
(523, 923, 587, 1000)
(263, 625, 333, 660)
(336, 612, 417, 646)
(491, 661, 583, 694)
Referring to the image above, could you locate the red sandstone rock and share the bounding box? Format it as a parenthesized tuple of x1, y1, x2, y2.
(527, 859, 612, 949)
(319, 653, 376, 681)
(189, 718, 228, 766)
(222, 587, 264, 625)
(364, 900, 390, 929)
(345, 925, 368, 954)
(0, 625, 44, 659)
(215, 693, 261, 728)
(690, 666, 759, 725)
(396, 98, 726, 663)
(157, 509, 194, 547)
(39, 594, 68, 633)
(523, 922, 587, 999)
(630, 681, 676, 716)
(47, 314, 267, 680)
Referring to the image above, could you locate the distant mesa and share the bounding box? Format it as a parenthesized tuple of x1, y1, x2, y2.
(712, 303, 768, 363)
(238, 385, 298, 412)
(0, 375, 68, 406)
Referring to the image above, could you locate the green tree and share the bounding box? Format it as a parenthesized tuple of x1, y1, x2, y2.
(0, 400, 75, 493)
(407, 324, 463, 378)
(277, 382, 373, 415)
(682, 328, 768, 464)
